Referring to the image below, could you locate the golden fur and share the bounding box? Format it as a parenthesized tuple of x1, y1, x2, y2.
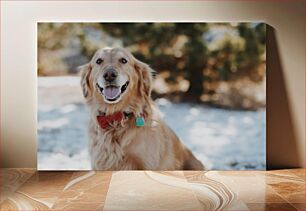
(81, 47, 204, 170)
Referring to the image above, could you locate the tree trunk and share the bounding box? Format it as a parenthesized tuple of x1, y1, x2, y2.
(184, 38, 206, 102)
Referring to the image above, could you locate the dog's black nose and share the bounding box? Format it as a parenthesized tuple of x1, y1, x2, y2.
(103, 69, 118, 82)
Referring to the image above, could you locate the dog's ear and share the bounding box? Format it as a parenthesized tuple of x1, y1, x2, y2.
(80, 63, 93, 99)
(134, 59, 155, 97)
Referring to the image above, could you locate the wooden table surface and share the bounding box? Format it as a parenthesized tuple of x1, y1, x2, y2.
(0, 169, 305, 210)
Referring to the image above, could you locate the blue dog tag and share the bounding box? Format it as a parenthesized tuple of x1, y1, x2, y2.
(136, 116, 145, 127)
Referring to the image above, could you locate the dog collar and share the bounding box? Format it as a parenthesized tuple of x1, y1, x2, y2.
(97, 112, 145, 129)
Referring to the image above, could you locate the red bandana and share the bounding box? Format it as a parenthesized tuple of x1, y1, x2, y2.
(97, 112, 124, 129)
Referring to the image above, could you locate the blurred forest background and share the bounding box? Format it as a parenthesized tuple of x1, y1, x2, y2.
(38, 23, 266, 110)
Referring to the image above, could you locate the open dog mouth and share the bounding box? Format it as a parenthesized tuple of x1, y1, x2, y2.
(96, 81, 129, 102)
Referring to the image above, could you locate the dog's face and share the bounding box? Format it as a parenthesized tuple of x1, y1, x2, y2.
(92, 47, 132, 104)
(81, 47, 153, 106)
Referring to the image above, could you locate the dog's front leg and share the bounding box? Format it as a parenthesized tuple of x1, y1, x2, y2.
(121, 154, 145, 170)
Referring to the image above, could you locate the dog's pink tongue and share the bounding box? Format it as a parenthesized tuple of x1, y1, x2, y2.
(104, 86, 120, 99)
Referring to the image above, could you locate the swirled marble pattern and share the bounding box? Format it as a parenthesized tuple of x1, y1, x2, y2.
(0, 169, 35, 204)
(0, 169, 304, 210)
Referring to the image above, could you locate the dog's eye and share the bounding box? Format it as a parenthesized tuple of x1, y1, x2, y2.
(96, 58, 103, 65)
(120, 58, 128, 64)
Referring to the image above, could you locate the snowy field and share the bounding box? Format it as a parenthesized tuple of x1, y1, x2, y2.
(38, 76, 266, 170)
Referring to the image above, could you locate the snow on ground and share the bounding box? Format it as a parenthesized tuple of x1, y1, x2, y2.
(38, 76, 266, 170)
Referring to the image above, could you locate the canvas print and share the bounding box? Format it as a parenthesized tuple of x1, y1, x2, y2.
(38, 23, 266, 170)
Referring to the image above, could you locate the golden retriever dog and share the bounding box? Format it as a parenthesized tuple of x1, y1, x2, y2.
(80, 47, 204, 170)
